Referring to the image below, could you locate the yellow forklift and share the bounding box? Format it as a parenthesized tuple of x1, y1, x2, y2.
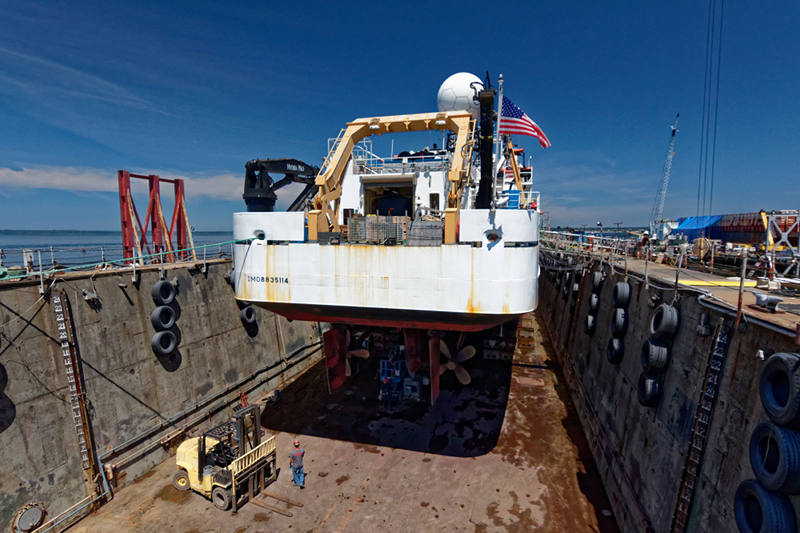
(172, 404, 277, 512)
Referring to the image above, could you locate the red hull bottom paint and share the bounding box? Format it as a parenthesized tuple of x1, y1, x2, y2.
(252, 302, 520, 332)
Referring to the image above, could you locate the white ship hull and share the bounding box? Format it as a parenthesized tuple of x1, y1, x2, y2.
(232, 209, 539, 331)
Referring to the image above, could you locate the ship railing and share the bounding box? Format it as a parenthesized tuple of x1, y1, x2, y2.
(351, 140, 384, 175)
(540, 230, 636, 260)
(492, 189, 540, 211)
(0, 239, 243, 284)
(353, 153, 450, 175)
(320, 128, 346, 177)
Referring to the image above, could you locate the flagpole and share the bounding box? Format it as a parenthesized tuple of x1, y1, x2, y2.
(494, 73, 504, 203)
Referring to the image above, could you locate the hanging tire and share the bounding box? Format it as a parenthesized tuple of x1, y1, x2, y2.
(592, 271, 604, 291)
(590, 293, 600, 313)
(151, 280, 177, 306)
(240, 305, 257, 325)
(150, 305, 177, 331)
(211, 486, 231, 510)
(760, 352, 800, 428)
(613, 282, 631, 308)
(151, 330, 178, 356)
(612, 308, 628, 336)
(638, 373, 662, 407)
(641, 340, 670, 372)
(607, 337, 624, 364)
(584, 314, 596, 335)
(734, 479, 797, 533)
(650, 303, 679, 340)
(749, 421, 800, 494)
(173, 470, 190, 491)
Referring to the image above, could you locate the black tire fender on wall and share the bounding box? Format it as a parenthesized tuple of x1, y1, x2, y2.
(638, 373, 662, 407)
(240, 305, 257, 325)
(734, 479, 797, 533)
(607, 337, 624, 364)
(749, 421, 800, 494)
(592, 271, 604, 291)
(760, 352, 800, 429)
(151, 330, 178, 356)
(150, 305, 177, 331)
(151, 280, 177, 306)
(612, 308, 628, 336)
(613, 281, 631, 308)
(649, 303, 679, 340)
(584, 314, 596, 335)
(641, 340, 670, 372)
(590, 293, 600, 313)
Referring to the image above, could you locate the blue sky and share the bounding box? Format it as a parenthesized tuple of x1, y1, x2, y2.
(1, 1, 799, 230)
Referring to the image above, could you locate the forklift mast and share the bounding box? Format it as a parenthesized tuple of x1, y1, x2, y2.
(197, 404, 261, 482)
(234, 404, 261, 454)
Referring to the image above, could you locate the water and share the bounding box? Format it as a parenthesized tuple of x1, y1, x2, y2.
(0, 229, 233, 269)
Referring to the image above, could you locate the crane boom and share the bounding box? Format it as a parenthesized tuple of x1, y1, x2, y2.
(649, 113, 680, 238)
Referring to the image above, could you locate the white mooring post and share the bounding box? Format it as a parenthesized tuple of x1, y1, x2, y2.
(131, 246, 137, 283)
(38, 250, 44, 295)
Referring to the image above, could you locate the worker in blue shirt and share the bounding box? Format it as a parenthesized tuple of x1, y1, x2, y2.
(289, 440, 305, 488)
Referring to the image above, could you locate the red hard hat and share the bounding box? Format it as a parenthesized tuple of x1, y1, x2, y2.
(293, 440, 300, 447)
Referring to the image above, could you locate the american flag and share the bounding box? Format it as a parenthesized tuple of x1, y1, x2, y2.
(499, 96, 551, 149)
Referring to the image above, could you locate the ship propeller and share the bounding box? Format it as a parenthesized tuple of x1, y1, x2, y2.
(439, 338, 476, 386)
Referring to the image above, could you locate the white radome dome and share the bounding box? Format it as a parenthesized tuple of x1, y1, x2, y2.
(437, 72, 483, 118)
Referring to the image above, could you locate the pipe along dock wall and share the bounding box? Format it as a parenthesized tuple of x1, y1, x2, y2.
(538, 256, 800, 532)
(0, 260, 321, 530)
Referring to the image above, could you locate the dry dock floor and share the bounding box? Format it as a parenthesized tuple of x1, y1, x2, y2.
(71, 314, 618, 533)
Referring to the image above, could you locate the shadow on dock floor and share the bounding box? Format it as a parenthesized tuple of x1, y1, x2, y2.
(262, 353, 512, 458)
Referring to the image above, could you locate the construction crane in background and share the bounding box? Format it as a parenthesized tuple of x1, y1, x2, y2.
(649, 113, 680, 240)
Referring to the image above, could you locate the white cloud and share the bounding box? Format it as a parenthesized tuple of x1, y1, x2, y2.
(0, 47, 164, 114)
(0, 166, 243, 201)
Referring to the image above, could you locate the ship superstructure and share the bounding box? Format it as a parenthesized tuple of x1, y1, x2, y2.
(232, 75, 540, 332)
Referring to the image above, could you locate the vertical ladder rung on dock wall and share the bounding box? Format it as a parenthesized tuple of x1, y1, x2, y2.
(52, 291, 97, 477)
(669, 320, 731, 533)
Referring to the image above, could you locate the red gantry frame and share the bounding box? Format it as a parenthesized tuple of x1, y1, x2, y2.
(118, 170, 196, 264)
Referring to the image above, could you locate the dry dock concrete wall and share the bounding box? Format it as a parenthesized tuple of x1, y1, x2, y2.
(0, 260, 321, 531)
(538, 257, 800, 533)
